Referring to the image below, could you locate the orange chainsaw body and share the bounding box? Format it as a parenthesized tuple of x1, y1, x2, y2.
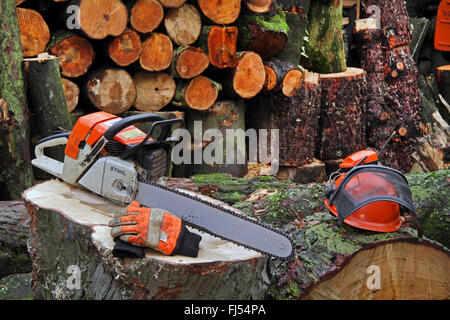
(65, 112, 147, 160)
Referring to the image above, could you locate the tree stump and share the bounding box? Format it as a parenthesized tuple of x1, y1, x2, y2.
(24, 180, 268, 300)
(318, 67, 367, 160)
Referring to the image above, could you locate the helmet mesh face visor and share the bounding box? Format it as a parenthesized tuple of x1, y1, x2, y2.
(329, 166, 416, 223)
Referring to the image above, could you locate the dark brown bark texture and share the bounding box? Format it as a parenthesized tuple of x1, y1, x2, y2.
(318, 69, 367, 160)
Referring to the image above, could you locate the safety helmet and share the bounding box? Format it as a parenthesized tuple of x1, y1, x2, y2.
(324, 150, 418, 233)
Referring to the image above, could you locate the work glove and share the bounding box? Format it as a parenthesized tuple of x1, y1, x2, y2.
(109, 201, 201, 257)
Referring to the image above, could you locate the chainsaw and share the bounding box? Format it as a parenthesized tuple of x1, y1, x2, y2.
(32, 111, 293, 260)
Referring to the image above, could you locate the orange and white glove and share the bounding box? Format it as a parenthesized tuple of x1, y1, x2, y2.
(109, 201, 201, 257)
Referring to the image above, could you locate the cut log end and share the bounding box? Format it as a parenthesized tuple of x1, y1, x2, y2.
(206, 26, 238, 69)
(130, 0, 164, 34)
(175, 47, 209, 79)
(79, 0, 128, 39)
(49, 35, 95, 78)
(282, 69, 303, 97)
(197, 0, 241, 25)
(264, 65, 277, 92)
(302, 240, 450, 300)
(17, 8, 50, 57)
(164, 4, 202, 47)
(244, 0, 274, 13)
(61, 78, 79, 112)
(86, 69, 136, 115)
(159, 0, 188, 8)
(134, 71, 176, 112)
(185, 76, 219, 111)
(108, 29, 142, 67)
(140, 33, 174, 72)
(233, 52, 266, 99)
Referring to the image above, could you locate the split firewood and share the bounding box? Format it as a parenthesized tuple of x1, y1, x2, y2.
(170, 46, 210, 79)
(140, 33, 174, 72)
(133, 71, 176, 112)
(172, 76, 221, 111)
(198, 26, 239, 69)
(16, 8, 50, 57)
(48, 31, 95, 78)
(76, 0, 128, 39)
(197, 0, 241, 25)
(129, 0, 164, 34)
(164, 3, 202, 47)
(108, 28, 142, 67)
(86, 68, 136, 115)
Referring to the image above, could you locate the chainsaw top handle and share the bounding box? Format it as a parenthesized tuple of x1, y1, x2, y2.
(103, 113, 184, 159)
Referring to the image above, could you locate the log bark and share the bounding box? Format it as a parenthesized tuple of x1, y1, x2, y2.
(77, 0, 128, 39)
(16, 7, 50, 57)
(140, 33, 174, 72)
(24, 180, 268, 300)
(172, 76, 220, 111)
(48, 31, 95, 78)
(61, 77, 80, 112)
(129, 0, 164, 34)
(164, 3, 202, 47)
(236, 5, 289, 59)
(0, 0, 35, 200)
(173, 100, 248, 178)
(318, 67, 367, 160)
(86, 68, 136, 115)
(107, 28, 142, 67)
(133, 71, 176, 112)
(26, 55, 74, 136)
(198, 26, 239, 69)
(170, 46, 209, 79)
(196, 0, 241, 25)
(304, 0, 347, 74)
(248, 62, 322, 166)
(360, 0, 412, 49)
(230, 51, 266, 99)
(437, 65, 450, 108)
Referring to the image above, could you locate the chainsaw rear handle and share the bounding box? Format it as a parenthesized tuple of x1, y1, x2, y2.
(103, 113, 167, 141)
(32, 135, 69, 179)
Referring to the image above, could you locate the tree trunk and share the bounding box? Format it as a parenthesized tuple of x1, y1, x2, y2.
(133, 71, 176, 112)
(236, 5, 289, 59)
(172, 76, 220, 111)
(86, 68, 136, 114)
(77, 0, 128, 39)
(24, 180, 268, 300)
(304, 0, 347, 74)
(360, 0, 412, 49)
(198, 26, 239, 69)
(173, 100, 248, 178)
(16, 8, 50, 57)
(140, 33, 174, 72)
(170, 46, 209, 79)
(248, 62, 322, 166)
(26, 55, 74, 136)
(61, 78, 80, 113)
(164, 3, 202, 47)
(107, 28, 142, 67)
(129, 0, 164, 34)
(318, 67, 367, 160)
(196, 0, 241, 25)
(0, 0, 35, 200)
